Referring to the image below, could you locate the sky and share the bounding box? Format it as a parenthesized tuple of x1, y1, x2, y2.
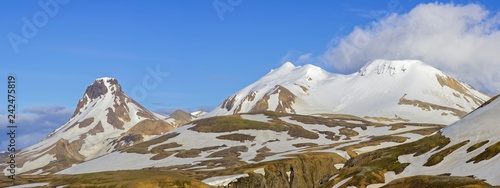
(1, 0, 500, 149)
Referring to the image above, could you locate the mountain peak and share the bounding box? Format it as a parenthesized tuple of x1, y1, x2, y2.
(94, 77, 116, 82)
(270, 62, 296, 73)
(207, 59, 490, 124)
(8, 76, 181, 174)
(281, 61, 295, 68)
(89, 77, 122, 96)
(266, 62, 327, 81)
(71, 77, 123, 118)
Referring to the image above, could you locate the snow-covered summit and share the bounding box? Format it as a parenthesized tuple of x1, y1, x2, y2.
(266, 62, 329, 81)
(95, 77, 116, 81)
(206, 59, 490, 124)
(272, 61, 296, 71)
(2, 77, 176, 175)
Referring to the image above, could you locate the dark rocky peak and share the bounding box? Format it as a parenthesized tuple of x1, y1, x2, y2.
(85, 77, 122, 99)
(71, 77, 122, 118)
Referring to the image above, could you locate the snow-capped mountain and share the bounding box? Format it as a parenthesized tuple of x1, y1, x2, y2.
(2, 78, 182, 175)
(206, 60, 490, 125)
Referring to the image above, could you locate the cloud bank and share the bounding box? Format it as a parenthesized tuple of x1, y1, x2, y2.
(0, 105, 72, 150)
(322, 2, 500, 94)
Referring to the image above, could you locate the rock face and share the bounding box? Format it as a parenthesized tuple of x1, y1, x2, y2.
(206, 60, 490, 125)
(1, 77, 179, 175)
(227, 153, 345, 188)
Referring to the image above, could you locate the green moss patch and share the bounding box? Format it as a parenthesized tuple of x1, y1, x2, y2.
(124, 132, 180, 154)
(467, 140, 490, 153)
(424, 140, 470, 166)
(216, 133, 256, 142)
(325, 133, 451, 187)
(467, 141, 500, 163)
(189, 115, 288, 133)
(292, 143, 319, 148)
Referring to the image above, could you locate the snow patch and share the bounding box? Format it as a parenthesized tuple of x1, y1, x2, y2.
(202, 174, 249, 186)
(334, 164, 344, 169)
(253, 168, 265, 176)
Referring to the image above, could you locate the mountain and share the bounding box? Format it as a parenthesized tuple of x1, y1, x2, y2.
(1, 77, 187, 175)
(155, 109, 197, 128)
(384, 95, 500, 185)
(1, 63, 496, 187)
(206, 60, 490, 125)
(324, 95, 500, 187)
(57, 111, 444, 183)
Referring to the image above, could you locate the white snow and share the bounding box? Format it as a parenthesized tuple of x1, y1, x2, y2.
(267, 93, 280, 111)
(202, 174, 249, 186)
(253, 168, 265, 176)
(240, 114, 272, 122)
(343, 120, 364, 124)
(441, 97, 500, 143)
(12, 154, 55, 175)
(60, 114, 437, 175)
(286, 171, 292, 180)
(334, 164, 344, 169)
(328, 174, 339, 182)
(205, 60, 490, 125)
(375, 97, 500, 186)
(353, 142, 402, 154)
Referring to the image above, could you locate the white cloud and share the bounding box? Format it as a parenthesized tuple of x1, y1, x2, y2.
(0, 105, 72, 150)
(280, 50, 313, 65)
(322, 2, 500, 94)
(297, 53, 313, 63)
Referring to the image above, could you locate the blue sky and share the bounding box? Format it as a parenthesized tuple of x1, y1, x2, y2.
(1, 0, 500, 149)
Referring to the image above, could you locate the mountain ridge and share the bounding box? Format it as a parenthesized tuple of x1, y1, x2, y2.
(1, 77, 191, 175)
(206, 59, 490, 125)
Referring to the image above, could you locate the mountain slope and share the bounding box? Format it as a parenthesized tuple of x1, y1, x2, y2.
(206, 60, 490, 125)
(58, 112, 444, 176)
(1, 78, 182, 175)
(326, 95, 500, 187)
(388, 95, 500, 185)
